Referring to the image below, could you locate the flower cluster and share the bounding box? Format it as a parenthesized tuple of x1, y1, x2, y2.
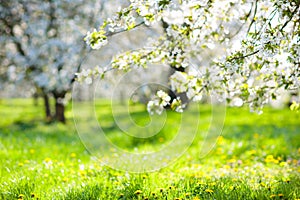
(84, 29, 108, 50)
(83, 0, 300, 114)
(147, 90, 171, 115)
(76, 66, 107, 84)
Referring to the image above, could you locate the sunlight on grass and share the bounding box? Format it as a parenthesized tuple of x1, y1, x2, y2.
(0, 99, 299, 199)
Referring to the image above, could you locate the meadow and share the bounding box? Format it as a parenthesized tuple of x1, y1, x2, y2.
(0, 99, 299, 200)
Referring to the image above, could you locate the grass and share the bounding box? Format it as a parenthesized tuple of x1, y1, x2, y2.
(0, 98, 299, 200)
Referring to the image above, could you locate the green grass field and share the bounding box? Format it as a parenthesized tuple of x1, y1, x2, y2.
(0, 99, 299, 200)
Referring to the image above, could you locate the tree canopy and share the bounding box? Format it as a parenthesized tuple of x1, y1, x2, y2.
(80, 0, 300, 114)
(0, 0, 106, 121)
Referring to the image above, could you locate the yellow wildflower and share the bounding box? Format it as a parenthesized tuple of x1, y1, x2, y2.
(134, 190, 142, 195)
(142, 174, 147, 179)
(265, 155, 279, 164)
(168, 186, 175, 190)
(70, 153, 77, 158)
(279, 162, 287, 167)
(205, 189, 214, 194)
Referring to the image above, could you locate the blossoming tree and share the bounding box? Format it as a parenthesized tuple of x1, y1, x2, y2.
(81, 0, 300, 114)
(0, 0, 110, 122)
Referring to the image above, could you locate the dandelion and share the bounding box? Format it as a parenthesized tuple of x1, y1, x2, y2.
(29, 149, 35, 154)
(114, 181, 121, 185)
(216, 147, 223, 154)
(248, 150, 256, 155)
(278, 194, 284, 197)
(277, 156, 282, 161)
(79, 170, 87, 177)
(134, 190, 142, 195)
(70, 153, 76, 158)
(62, 177, 69, 182)
(142, 174, 147, 179)
(228, 158, 236, 163)
(18, 194, 25, 199)
(18, 162, 24, 167)
(217, 136, 225, 144)
(168, 186, 175, 190)
(224, 165, 231, 169)
(265, 155, 279, 164)
(270, 194, 276, 198)
(205, 189, 214, 194)
(260, 182, 266, 187)
(279, 162, 287, 167)
(44, 157, 52, 163)
(197, 181, 205, 185)
(119, 193, 124, 197)
(43, 158, 53, 167)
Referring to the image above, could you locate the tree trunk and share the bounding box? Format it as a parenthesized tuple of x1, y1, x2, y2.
(167, 67, 189, 107)
(54, 97, 66, 123)
(43, 93, 52, 121)
(162, 20, 189, 107)
(33, 92, 39, 106)
(53, 91, 67, 123)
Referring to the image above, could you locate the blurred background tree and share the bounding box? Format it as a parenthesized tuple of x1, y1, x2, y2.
(0, 0, 169, 122)
(0, 0, 125, 122)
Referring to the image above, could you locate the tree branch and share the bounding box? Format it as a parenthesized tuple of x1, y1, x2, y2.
(227, 50, 260, 62)
(247, 0, 258, 34)
(280, 3, 300, 32)
(106, 21, 145, 37)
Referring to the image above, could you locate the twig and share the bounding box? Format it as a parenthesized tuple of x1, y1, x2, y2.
(106, 21, 145, 37)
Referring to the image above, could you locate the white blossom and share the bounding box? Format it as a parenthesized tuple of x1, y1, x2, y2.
(162, 9, 184, 25)
(232, 97, 244, 107)
(81, 0, 300, 114)
(85, 29, 108, 50)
